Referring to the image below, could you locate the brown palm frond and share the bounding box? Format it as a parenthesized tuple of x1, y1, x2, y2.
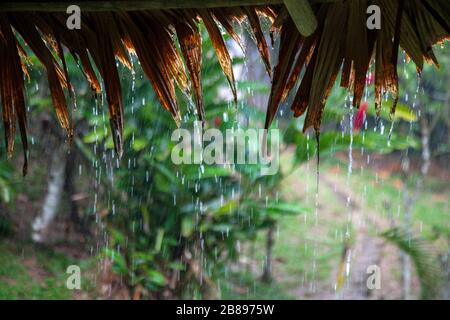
(49, 13, 102, 94)
(88, 13, 125, 157)
(341, 0, 370, 109)
(0, 16, 18, 158)
(198, 8, 238, 105)
(303, 2, 347, 133)
(243, 6, 272, 78)
(0, 1, 447, 174)
(143, 11, 190, 96)
(10, 13, 72, 140)
(266, 0, 448, 134)
(0, 14, 28, 174)
(175, 20, 204, 122)
(265, 15, 302, 129)
(118, 11, 181, 125)
(211, 8, 246, 54)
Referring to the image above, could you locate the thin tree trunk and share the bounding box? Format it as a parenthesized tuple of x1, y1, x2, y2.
(64, 150, 89, 235)
(442, 247, 450, 300)
(262, 223, 275, 283)
(32, 147, 66, 242)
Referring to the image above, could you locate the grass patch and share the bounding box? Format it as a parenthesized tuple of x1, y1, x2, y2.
(0, 241, 92, 299)
(220, 272, 294, 300)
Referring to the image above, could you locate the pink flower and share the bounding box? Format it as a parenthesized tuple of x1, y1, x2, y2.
(214, 116, 222, 127)
(366, 73, 375, 85)
(354, 101, 368, 131)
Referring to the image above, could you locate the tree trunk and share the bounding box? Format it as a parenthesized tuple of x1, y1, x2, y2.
(262, 223, 275, 283)
(441, 247, 450, 300)
(31, 147, 66, 242)
(64, 149, 89, 235)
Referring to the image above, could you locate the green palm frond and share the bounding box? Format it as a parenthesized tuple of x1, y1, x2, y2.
(382, 227, 443, 299)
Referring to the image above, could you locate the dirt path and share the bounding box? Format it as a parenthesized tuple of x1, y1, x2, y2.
(321, 174, 388, 300)
(289, 169, 406, 300)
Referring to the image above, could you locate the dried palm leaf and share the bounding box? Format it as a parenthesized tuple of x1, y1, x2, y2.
(0, 19, 17, 159)
(176, 21, 204, 122)
(10, 13, 72, 139)
(211, 8, 246, 54)
(89, 13, 125, 157)
(0, 2, 447, 172)
(117, 12, 181, 125)
(264, 16, 301, 129)
(142, 11, 190, 96)
(0, 14, 28, 174)
(341, 0, 369, 109)
(198, 8, 237, 104)
(422, 0, 450, 36)
(243, 7, 272, 78)
(303, 2, 347, 133)
(49, 13, 102, 94)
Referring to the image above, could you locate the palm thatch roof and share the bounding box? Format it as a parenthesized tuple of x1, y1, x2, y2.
(0, 0, 449, 174)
